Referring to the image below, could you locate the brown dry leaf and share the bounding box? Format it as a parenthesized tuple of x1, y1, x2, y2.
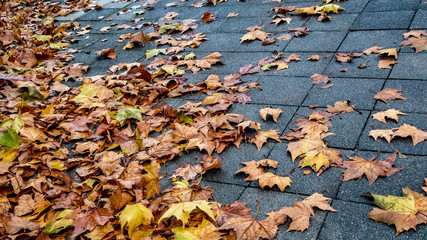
(341, 151, 402, 186)
(256, 172, 292, 191)
(272, 17, 292, 25)
(4, 215, 40, 234)
(307, 55, 320, 61)
(310, 73, 329, 84)
(372, 109, 407, 124)
(192, 2, 205, 7)
(160, 12, 179, 21)
(335, 52, 362, 62)
(392, 124, 427, 146)
(363, 46, 383, 56)
(202, 11, 216, 23)
(339, 68, 348, 72)
(256, 159, 279, 168)
(378, 60, 398, 69)
(95, 48, 117, 59)
(276, 34, 292, 41)
(227, 13, 239, 18)
(241, 29, 270, 42)
(260, 107, 283, 122)
(278, 193, 336, 232)
(165, 2, 178, 7)
(70, 208, 113, 238)
(219, 217, 278, 240)
(374, 88, 407, 103)
(377, 48, 398, 59)
(321, 83, 334, 89)
(369, 129, 394, 143)
(239, 64, 260, 75)
(327, 100, 355, 114)
(262, 37, 277, 45)
(400, 35, 427, 53)
(172, 163, 203, 181)
(20, 127, 48, 143)
(100, 26, 111, 32)
(236, 160, 265, 181)
(367, 187, 427, 236)
(251, 130, 282, 151)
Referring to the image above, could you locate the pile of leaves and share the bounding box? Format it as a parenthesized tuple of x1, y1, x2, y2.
(1, 0, 426, 239)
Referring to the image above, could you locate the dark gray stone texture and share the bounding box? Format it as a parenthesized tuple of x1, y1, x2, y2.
(285, 31, 347, 52)
(351, 11, 415, 30)
(389, 53, 427, 80)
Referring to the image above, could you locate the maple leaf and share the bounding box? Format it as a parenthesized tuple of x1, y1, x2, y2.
(251, 130, 282, 151)
(287, 137, 324, 161)
(84, 222, 114, 240)
(172, 163, 203, 181)
(119, 203, 154, 234)
(378, 59, 398, 69)
(146, 48, 166, 59)
(256, 172, 292, 191)
(20, 126, 48, 142)
(374, 88, 407, 103)
(299, 143, 342, 173)
(335, 52, 362, 62)
(278, 193, 336, 232)
(310, 73, 330, 84)
(236, 160, 265, 181)
(256, 159, 279, 168)
(158, 200, 215, 226)
(202, 11, 216, 23)
(392, 124, 427, 146)
(219, 217, 278, 240)
(271, 16, 292, 25)
(259, 107, 282, 122)
(4, 215, 40, 234)
(172, 218, 223, 240)
(0, 127, 20, 148)
(315, 4, 343, 14)
(369, 129, 394, 143)
(367, 187, 427, 235)
(307, 55, 320, 61)
(372, 109, 406, 124)
(341, 151, 402, 186)
(70, 208, 113, 238)
(326, 100, 355, 114)
(377, 48, 398, 59)
(227, 13, 239, 18)
(241, 30, 270, 42)
(95, 48, 116, 59)
(363, 46, 383, 56)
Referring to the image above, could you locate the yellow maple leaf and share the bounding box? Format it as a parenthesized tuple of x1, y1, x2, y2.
(119, 203, 154, 234)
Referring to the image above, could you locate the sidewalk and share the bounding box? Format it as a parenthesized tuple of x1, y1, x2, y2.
(64, 0, 427, 239)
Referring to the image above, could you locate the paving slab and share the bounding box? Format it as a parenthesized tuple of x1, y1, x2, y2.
(304, 13, 358, 32)
(389, 53, 427, 80)
(351, 11, 415, 30)
(76, 8, 119, 21)
(364, 0, 421, 12)
(302, 77, 385, 110)
(285, 31, 347, 52)
(336, 151, 427, 204)
(411, 9, 427, 29)
(216, 17, 269, 33)
(201, 181, 246, 205)
(238, 187, 327, 240)
(375, 80, 427, 113)
(248, 76, 313, 106)
(338, 30, 406, 52)
(358, 113, 427, 155)
(318, 199, 427, 240)
(192, 33, 243, 52)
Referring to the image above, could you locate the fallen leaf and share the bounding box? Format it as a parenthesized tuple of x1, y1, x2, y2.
(378, 60, 398, 69)
(307, 55, 320, 61)
(95, 48, 116, 59)
(372, 109, 406, 124)
(310, 74, 330, 84)
(251, 130, 282, 151)
(374, 88, 407, 103)
(227, 13, 239, 18)
(219, 217, 278, 240)
(260, 107, 283, 122)
(367, 187, 427, 235)
(202, 11, 216, 23)
(257, 172, 292, 191)
(119, 204, 153, 234)
(377, 48, 398, 59)
(363, 46, 383, 56)
(341, 151, 402, 186)
(369, 129, 394, 143)
(392, 124, 427, 146)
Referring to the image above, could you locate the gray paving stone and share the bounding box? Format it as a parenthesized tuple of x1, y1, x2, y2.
(233, 4, 278, 18)
(262, 16, 309, 33)
(302, 78, 385, 110)
(56, 11, 85, 21)
(217, 17, 268, 33)
(336, 151, 427, 204)
(283, 107, 370, 150)
(103, 1, 133, 9)
(201, 181, 246, 205)
(358, 113, 427, 155)
(69, 51, 98, 65)
(304, 14, 358, 32)
(267, 144, 353, 198)
(336, 0, 369, 13)
(325, 54, 392, 79)
(249, 76, 312, 106)
(364, 0, 421, 12)
(285, 31, 347, 52)
(351, 11, 415, 30)
(338, 30, 406, 52)
(76, 9, 119, 21)
(375, 80, 427, 113)
(203, 143, 274, 185)
(192, 18, 225, 33)
(68, 34, 119, 50)
(201, 52, 271, 75)
(389, 53, 427, 80)
(238, 187, 327, 240)
(237, 37, 289, 52)
(319, 199, 427, 240)
(411, 10, 427, 29)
